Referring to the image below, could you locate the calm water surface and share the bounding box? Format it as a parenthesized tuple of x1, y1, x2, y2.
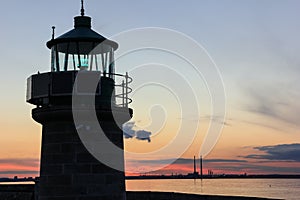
(126, 179, 300, 200)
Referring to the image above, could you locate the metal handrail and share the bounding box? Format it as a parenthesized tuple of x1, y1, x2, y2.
(110, 72, 133, 108)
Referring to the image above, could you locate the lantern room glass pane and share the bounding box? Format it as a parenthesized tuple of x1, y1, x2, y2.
(51, 44, 115, 73)
(55, 42, 113, 54)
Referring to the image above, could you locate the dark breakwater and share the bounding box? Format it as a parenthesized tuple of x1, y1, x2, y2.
(0, 184, 35, 200)
(0, 184, 279, 200)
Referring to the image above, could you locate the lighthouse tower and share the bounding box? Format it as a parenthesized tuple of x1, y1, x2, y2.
(26, 2, 132, 199)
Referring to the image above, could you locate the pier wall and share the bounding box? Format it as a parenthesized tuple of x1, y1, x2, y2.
(0, 185, 35, 200)
(0, 185, 276, 200)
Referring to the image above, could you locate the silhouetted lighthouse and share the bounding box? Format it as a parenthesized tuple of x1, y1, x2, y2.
(26, 1, 132, 199)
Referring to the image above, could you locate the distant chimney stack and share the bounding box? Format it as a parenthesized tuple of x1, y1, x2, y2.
(194, 156, 196, 174)
(200, 156, 203, 179)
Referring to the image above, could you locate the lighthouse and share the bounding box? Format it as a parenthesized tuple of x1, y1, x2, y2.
(26, 1, 132, 199)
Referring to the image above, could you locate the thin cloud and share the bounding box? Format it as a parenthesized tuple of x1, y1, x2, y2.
(128, 158, 247, 165)
(136, 130, 151, 142)
(0, 158, 39, 168)
(127, 157, 300, 174)
(177, 115, 230, 127)
(238, 119, 284, 132)
(243, 143, 300, 162)
(0, 170, 38, 175)
(123, 121, 152, 142)
(202, 163, 300, 174)
(123, 121, 135, 139)
(242, 85, 300, 129)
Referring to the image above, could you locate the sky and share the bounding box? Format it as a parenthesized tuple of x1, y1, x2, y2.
(0, 0, 300, 177)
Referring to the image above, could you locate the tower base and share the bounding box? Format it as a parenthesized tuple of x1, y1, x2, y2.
(33, 105, 132, 200)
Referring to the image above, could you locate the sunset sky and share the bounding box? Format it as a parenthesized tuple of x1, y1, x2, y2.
(0, 0, 300, 178)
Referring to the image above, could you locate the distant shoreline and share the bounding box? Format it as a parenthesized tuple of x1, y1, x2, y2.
(1, 174, 299, 183)
(0, 184, 278, 200)
(126, 174, 300, 180)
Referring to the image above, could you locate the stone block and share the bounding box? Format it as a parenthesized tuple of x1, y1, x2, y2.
(40, 164, 63, 175)
(63, 164, 91, 174)
(46, 175, 72, 185)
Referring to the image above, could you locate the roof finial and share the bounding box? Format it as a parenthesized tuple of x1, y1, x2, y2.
(81, 0, 85, 16)
(52, 26, 56, 40)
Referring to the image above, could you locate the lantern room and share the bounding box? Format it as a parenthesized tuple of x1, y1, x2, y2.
(47, 13, 118, 78)
(26, 4, 132, 108)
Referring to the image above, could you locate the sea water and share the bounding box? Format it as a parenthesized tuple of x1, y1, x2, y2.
(126, 179, 300, 200)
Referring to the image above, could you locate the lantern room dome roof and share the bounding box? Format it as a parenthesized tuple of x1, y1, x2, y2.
(46, 16, 118, 54)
